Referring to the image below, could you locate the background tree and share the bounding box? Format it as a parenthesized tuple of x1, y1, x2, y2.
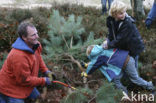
(131, 0, 145, 19)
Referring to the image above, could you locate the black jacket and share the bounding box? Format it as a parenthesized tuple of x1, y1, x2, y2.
(106, 16, 144, 57)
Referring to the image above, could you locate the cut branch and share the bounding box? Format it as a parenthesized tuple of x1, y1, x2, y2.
(61, 34, 69, 49)
(70, 36, 73, 48)
(64, 53, 84, 72)
(64, 53, 88, 85)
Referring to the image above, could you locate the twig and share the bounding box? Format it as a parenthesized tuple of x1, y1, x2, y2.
(61, 34, 69, 49)
(64, 53, 84, 72)
(88, 95, 96, 103)
(63, 53, 88, 86)
(87, 80, 99, 84)
(70, 63, 74, 70)
(70, 36, 73, 48)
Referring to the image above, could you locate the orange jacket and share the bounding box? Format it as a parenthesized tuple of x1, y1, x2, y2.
(0, 37, 48, 99)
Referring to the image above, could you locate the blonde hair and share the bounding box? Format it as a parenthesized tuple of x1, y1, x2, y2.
(86, 45, 94, 56)
(109, 0, 127, 17)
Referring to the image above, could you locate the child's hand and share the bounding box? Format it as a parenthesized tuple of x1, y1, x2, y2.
(80, 61, 88, 68)
(102, 40, 108, 49)
(81, 72, 88, 77)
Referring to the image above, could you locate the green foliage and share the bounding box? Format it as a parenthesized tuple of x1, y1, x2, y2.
(43, 10, 103, 63)
(45, 9, 85, 49)
(0, 7, 50, 52)
(61, 88, 93, 103)
(61, 80, 123, 103)
(0, 3, 156, 103)
(0, 4, 106, 52)
(0, 52, 7, 69)
(96, 81, 123, 103)
(68, 32, 103, 60)
(10, 9, 32, 23)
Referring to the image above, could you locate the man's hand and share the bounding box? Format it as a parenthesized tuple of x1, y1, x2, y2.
(45, 70, 56, 81)
(44, 77, 52, 85)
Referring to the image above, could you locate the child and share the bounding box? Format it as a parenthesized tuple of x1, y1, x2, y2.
(85, 45, 155, 94)
(104, 1, 144, 69)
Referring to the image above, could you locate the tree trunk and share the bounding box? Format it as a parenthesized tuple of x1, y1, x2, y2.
(131, 0, 145, 20)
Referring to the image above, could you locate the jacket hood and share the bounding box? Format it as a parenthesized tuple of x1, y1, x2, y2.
(88, 45, 103, 60)
(12, 37, 35, 54)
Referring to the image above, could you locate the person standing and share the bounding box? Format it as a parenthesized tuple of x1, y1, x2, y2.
(101, 0, 113, 15)
(145, 0, 156, 29)
(103, 1, 144, 69)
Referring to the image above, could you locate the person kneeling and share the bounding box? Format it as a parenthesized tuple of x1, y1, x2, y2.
(84, 45, 155, 94)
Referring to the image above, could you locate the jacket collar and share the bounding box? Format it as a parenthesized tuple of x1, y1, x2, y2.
(12, 37, 39, 54)
(88, 45, 103, 60)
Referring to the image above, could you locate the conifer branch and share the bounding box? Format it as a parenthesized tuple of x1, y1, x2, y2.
(61, 34, 69, 49)
(88, 96, 96, 103)
(70, 36, 73, 48)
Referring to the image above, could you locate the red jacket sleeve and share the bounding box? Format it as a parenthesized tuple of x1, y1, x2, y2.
(11, 54, 45, 87)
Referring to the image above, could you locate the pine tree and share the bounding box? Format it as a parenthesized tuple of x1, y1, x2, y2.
(43, 10, 103, 63)
(61, 88, 93, 103)
(96, 80, 123, 103)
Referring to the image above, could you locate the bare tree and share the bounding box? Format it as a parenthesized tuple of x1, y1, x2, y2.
(131, 0, 145, 20)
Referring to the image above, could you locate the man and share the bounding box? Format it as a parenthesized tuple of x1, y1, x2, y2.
(145, 0, 156, 29)
(0, 21, 53, 103)
(101, 0, 113, 15)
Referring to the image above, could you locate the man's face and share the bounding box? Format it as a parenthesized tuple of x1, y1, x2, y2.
(115, 10, 126, 21)
(22, 26, 39, 48)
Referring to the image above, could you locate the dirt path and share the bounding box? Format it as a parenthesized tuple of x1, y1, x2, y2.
(0, 0, 154, 9)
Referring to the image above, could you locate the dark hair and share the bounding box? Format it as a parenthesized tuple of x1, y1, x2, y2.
(17, 21, 35, 38)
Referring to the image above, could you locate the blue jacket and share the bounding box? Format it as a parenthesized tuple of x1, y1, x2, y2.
(86, 45, 129, 82)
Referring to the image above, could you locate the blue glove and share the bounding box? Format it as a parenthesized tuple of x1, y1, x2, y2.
(145, 19, 152, 29)
(45, 77, 52, 85)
